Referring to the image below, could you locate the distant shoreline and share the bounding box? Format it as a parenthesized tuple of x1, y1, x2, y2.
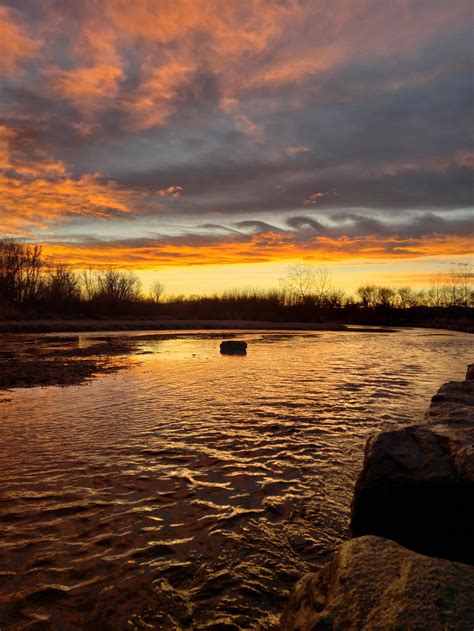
(0, 319, 350, 334)
(0, 317, 471, 334)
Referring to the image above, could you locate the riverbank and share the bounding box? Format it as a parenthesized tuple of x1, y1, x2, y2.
(0, 316, 471, 334)
(0, 319, 350, 334)
(0, 335, 134, 395)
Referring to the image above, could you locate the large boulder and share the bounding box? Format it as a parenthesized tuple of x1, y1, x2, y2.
(350, 423, 473, 563)
(350, 377, 474, 564)
(280, 536, 474, 631)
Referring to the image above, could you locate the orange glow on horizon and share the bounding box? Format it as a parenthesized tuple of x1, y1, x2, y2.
(41, 233, 473, 270)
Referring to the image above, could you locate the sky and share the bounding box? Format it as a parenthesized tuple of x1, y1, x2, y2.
(0, 0, 472, 295)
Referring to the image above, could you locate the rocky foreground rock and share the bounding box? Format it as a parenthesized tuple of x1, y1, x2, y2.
(280, 536, 474, 631)
(351, 374, 474, 564)
(281, 365, 474, 629)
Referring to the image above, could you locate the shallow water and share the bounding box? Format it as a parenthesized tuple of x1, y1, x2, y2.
(0, 328, 472, 629)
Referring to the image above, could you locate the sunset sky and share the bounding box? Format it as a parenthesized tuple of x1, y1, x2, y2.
(0, 0, 472, 295)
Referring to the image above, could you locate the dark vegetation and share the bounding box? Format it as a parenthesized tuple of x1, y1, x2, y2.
(1, 239, 472, 329)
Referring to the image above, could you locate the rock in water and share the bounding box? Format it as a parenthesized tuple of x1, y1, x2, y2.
(220, 340, 247, 354)
(280, 536, 474, 631)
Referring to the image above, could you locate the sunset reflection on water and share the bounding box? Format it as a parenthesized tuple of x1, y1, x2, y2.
(0, 328, 472, 629)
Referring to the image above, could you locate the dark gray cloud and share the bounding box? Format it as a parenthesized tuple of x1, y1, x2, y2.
(44, 211, 474, 249)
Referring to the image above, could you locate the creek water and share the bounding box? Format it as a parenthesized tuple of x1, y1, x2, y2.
(0, 328, 472, 629)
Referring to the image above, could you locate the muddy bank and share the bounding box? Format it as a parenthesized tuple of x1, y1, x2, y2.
(0, 336, 135, 394)
(1, 316, 472, 334)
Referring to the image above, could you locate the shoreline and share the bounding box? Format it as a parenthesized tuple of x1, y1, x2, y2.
(0, 336, 134, 394)
(0, 317, 471, 334)
(0, 319, 351, 334)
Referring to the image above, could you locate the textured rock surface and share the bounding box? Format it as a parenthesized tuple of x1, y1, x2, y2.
(280, 536, 474, 631)
(425, 379, 474, 424)
(350, 377, 474, 563)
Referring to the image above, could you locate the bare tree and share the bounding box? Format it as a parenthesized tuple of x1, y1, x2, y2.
(357, 285, 396, 308)
(377, 286, 396, 307)
(96, 269, 142, 304)
(427, 274, 445, 307)
(43, 261, 81, 305)
(324, 288, 346, 309)
(356, 284, 378, 308)
(453, 263, 472, 307)
(0, 239, 43, 304)
(447, 264, 462, 306)
(80, 267, 99, 301)
(150, 280, 165, 303)
(279, 263, 332, 306)
(397, 286, 415, 308)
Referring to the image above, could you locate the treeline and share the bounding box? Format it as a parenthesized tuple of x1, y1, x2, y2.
(0, 239, 146, 317)
(162, 289, 473, 328)
(0, 239, 472, 325)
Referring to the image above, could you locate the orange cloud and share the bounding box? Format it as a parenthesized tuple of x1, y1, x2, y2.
(12, 0, 471, 130)
(50, 63, 124, 112)
(158, 185, 183, 198)
(234, 114, 265, 143)
(304, 192, 327, 205)
(286, 146, 310, 156)
(124, 59, 196, 128)
(0, 6, 39, 76)
(41, 233, 473, 270)
(371, 151, 474, 177)
(0, 125, 65, 177)
(0, 172, 132, 233)
(0, 126, 135, 233)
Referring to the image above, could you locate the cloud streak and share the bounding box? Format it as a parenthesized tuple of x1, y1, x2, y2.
(42, 233, 472, 269)
(39, 210, 473, 268)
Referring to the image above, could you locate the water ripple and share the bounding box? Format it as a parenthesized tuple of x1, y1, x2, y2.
(0, 328, 472, 629)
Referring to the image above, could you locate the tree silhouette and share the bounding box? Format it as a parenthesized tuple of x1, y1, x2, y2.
(150, 280, 165, 303)
(279, 263, 332, 306)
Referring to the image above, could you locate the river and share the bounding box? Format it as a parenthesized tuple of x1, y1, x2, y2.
(0, 328, 472, 629)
